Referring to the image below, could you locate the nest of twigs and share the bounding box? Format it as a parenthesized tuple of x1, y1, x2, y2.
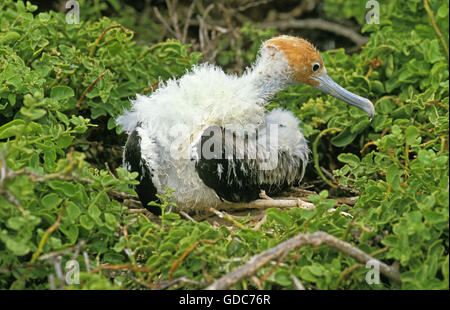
(122, 186, 359, 228)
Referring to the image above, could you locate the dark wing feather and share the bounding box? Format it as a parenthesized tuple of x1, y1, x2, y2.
(193, 125, 290, 202)
(124, 129, 161, 215)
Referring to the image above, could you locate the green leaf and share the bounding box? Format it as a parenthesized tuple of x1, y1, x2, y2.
(48, 180, 77, 197)
(66, 202, 81, 221)
(338, 153, 360, 168)
(7, 217, 25, 230)
(299, 267, 317, 282)
(0, 119, 26, 139)
(351, 119, 370, 134)
(8, 94, 16, 106)
(331, 127, 358, 147)
(266, 208, 291, 226)
(113, 237, 127, 253)
(104, 213, 116, 225)
(6, 238, 30, 256)
(56, 111, 70, 126)
(41, 193, 62, 210)
(274, 269, 292, 286)
(423, 211, 447, 224)
(437, 5, 449, 18)
(50, 86, 75, 100)
(442, 256, 449, 284)
(0, 32, 21, 44)
(88, 204, 101, 221)
(386, 164, 402, 191)
(80, 215, 94, 230)
(405, 126, 419, 145)
(20, 107, 47, 120)
(59, 224, 79, 244)
(56, 134, 73, 148)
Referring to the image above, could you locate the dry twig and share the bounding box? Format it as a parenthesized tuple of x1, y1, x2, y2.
(291, 274, 306, 290)
(39, 241, 86, 261)
(90, 264, 152, 274)
(169, 237, 220, 281)
(215, 198, 315, 212)
(89, 24, 133, 57)
(76, 71, 108, 108)
(153, 276, 206, 290)
(206, 231, 401, 289)
(259, 18, 369, 48)
(30, 205, 67, 264)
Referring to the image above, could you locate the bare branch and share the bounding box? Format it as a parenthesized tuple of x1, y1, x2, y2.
(83, 251, 91, 272)
(166, 0, 181, 39)
(238, 0, 275, 12)
(153, 276, 206, 290)
(48, 274, 56, 290)
(0, 189, 25, 212)
(207, 207, 248, 229)
(179, 210, 196, 222)
(252, 213, 267, 231)
(206, 231, 401, 289)
(51, 256, 65, 290)
(182, 0, 197, 43)
(259, 190, 273, 200)
(291, 274, 306, 290)
(214, 198, 315, 212)
(153, 6, 179, 40)
(39, 241, 86, 261)
(259, 18, 369, 48)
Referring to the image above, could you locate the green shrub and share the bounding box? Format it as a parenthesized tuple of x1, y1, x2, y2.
(271, 0, 449, 289)
(0, 0, 448, 290)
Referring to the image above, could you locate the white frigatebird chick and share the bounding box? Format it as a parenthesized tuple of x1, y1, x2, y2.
(116, 35, 374, 215)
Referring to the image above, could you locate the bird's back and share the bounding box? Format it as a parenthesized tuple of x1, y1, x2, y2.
(117, 63, 271, 210)
(117, 63, 267, 142)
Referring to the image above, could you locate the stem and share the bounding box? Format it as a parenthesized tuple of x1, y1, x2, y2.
(89, 24, 133, 57)
(423, 0, 449, 60)
(76, 71, 108, 108)
(30, 205, 67, 264)
(313, 127, 342, 188)
(169, 237, 220, 281)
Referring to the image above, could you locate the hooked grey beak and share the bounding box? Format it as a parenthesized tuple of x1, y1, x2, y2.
(312, 74, 375, 120)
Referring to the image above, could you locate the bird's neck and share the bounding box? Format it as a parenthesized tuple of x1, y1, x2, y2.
(241, 49, 294, 103)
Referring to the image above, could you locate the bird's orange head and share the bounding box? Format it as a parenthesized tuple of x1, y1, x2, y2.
(262, 35, 374, 119)
(264, 35, 324, 87)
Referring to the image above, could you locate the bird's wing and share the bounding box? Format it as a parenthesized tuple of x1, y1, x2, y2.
(124, 128, 161, 215)
(191, 124, 305, 202)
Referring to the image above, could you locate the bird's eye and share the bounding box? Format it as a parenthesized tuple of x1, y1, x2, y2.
(312, 62, 321, 72)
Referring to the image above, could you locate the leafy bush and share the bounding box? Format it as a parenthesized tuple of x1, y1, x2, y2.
(272, 0, 449, 289)
(0, 0, 448, 290)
